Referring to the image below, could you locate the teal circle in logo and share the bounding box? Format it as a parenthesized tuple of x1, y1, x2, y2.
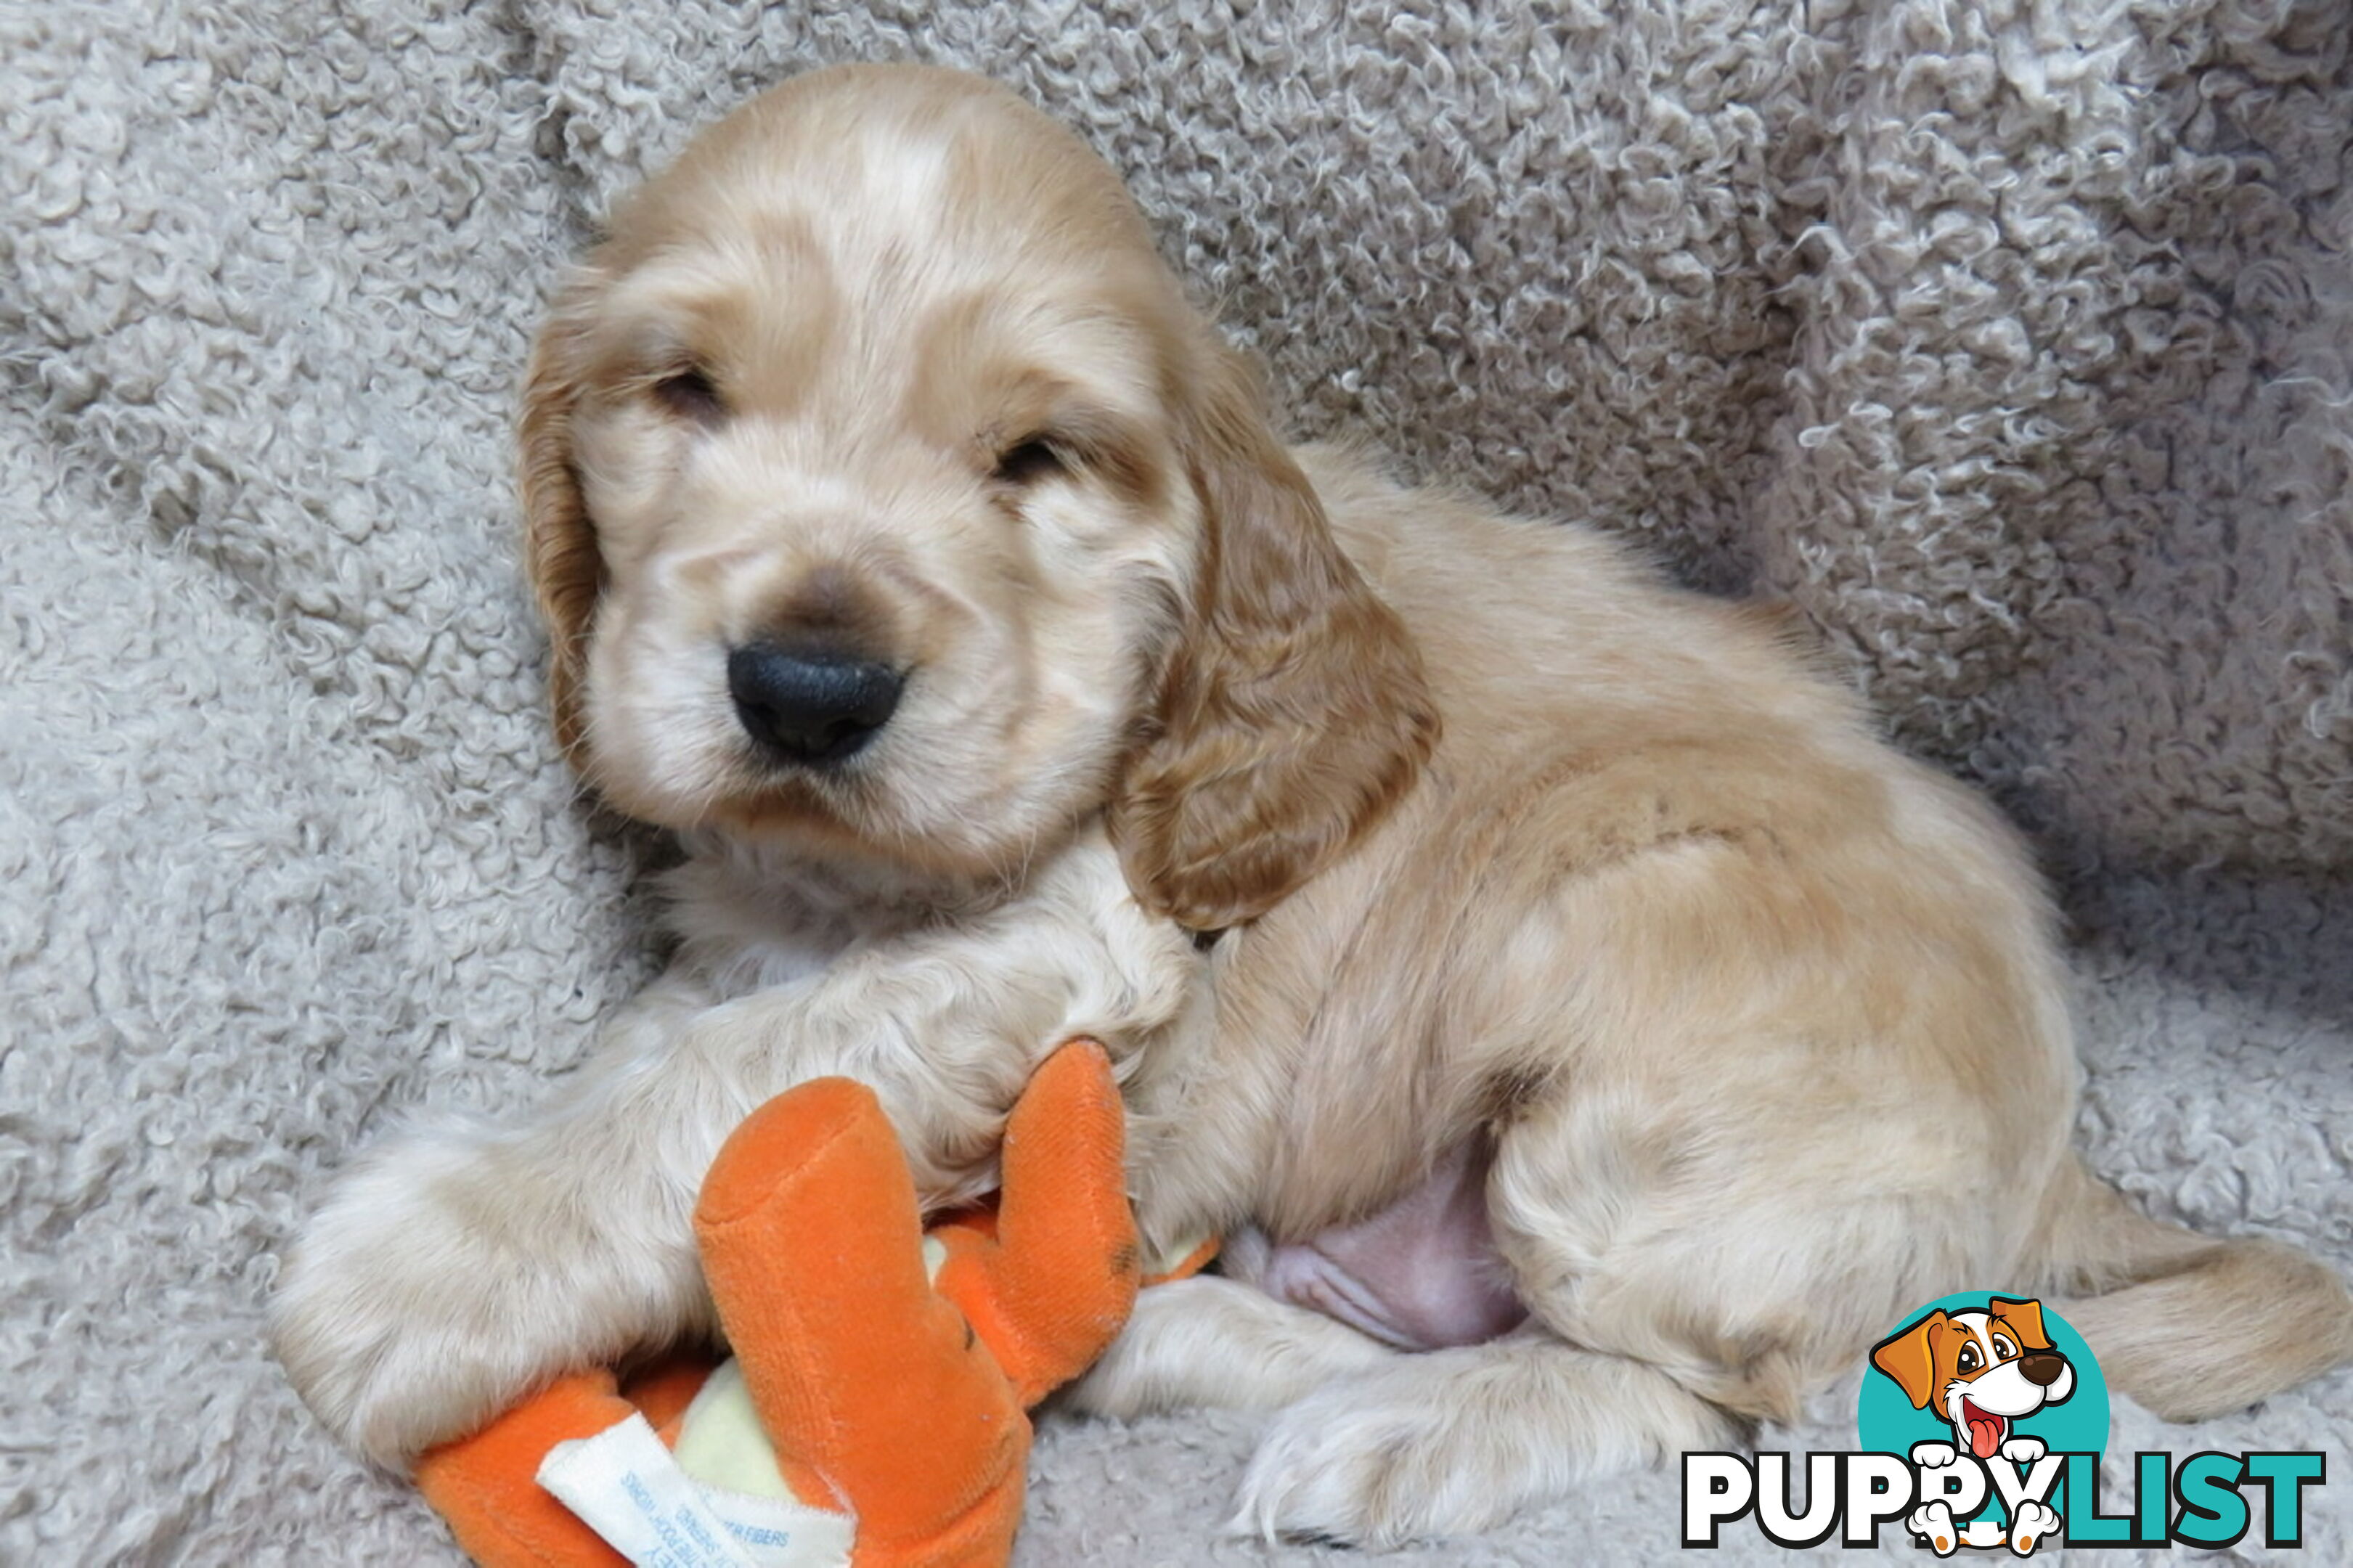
(1857, 1291, 2109, 1525)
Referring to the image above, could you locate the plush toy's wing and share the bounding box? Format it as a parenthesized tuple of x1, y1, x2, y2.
(415, 1371, 637, 1568)
(696, 1076, 1029, 1568)
(929, 1040, 1141, 1407)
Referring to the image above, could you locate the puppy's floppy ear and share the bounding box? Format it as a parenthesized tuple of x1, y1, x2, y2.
(1111, 339, 1438, 931)
(1989, 1297, 2052, 1352)
(516, 269, 608, 763)
(1870, 1310, 1946, 1410)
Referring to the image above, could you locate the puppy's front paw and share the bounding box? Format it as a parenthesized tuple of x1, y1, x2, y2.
(272, 1124, 695, 1468)
(1909, 1440, 1957, 1469)
(1999, 1434, 2046, 1465)
(272, 1132, 540, 1466)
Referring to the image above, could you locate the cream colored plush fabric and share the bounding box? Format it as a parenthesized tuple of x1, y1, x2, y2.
(4, 2, 2346, 1561)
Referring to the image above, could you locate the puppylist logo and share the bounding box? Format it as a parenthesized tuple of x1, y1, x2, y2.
(1683, 1293, 2328, 1553)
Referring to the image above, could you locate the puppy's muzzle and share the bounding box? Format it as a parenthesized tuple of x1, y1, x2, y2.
(727, 642, 904, 767)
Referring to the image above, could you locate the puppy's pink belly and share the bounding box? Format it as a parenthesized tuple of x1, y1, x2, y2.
(1259, 1142, 1528, 1350)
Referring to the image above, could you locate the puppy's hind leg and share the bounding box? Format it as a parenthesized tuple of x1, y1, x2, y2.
(1233, 1331, 1740, 1546)
(1233, 1045, 1997, 1545)
(1059, 1270, 1397, 1419)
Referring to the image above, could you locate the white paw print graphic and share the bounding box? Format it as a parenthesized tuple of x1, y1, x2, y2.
(2007, 1498, 2061, 1556)
(1908, 1499, 1961, 1556)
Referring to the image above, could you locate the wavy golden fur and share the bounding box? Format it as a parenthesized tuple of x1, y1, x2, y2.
(274, 63, 2353, 1545)
(1118, 340, 1438, 930)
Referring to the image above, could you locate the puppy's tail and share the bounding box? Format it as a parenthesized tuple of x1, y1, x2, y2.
(2026, 1155, 2353, 1420)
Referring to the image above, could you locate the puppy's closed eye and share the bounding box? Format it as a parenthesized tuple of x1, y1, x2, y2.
(990, 435, 1067, 487)
(984, 409, 1162, 505)
(651, 364, 725, 425)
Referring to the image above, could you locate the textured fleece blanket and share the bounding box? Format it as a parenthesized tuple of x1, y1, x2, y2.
(4, 1, 2348, 1563)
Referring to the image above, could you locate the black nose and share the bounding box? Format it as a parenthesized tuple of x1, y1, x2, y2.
(2019, 1351, 2066, 1387)
(727, 643, 903, 767)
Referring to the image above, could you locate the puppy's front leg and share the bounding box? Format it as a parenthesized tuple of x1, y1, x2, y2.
(276, 836, 1204, 1468)
(272, 971, 739, 1469)
(681, 837, 1208, 1207)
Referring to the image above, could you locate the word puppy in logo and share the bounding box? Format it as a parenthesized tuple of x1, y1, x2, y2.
(1870, 1297, 2073, 1553)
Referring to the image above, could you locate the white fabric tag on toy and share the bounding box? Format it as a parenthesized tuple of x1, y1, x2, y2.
(538, 1408, 853, 1568)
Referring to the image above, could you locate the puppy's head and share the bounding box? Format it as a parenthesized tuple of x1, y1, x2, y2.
(523, 65, 1433, 922)
(1870, 1299, 2075, 1458)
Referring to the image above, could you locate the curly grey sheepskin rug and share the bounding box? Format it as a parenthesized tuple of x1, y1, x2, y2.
(4, 1, 2348, 1563)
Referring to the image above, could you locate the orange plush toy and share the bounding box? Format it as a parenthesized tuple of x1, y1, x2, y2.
(415, 1040, 1204, 1568)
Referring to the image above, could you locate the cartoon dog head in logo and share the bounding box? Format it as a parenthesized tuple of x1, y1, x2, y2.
(1869, 1297, 2076, 1460)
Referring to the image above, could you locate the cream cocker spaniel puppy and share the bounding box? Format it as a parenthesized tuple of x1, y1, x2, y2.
(274, 64, 2353, 1546)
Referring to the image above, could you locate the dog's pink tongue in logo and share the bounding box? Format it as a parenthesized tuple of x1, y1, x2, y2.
(1963, 1399, 2005, 1458)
